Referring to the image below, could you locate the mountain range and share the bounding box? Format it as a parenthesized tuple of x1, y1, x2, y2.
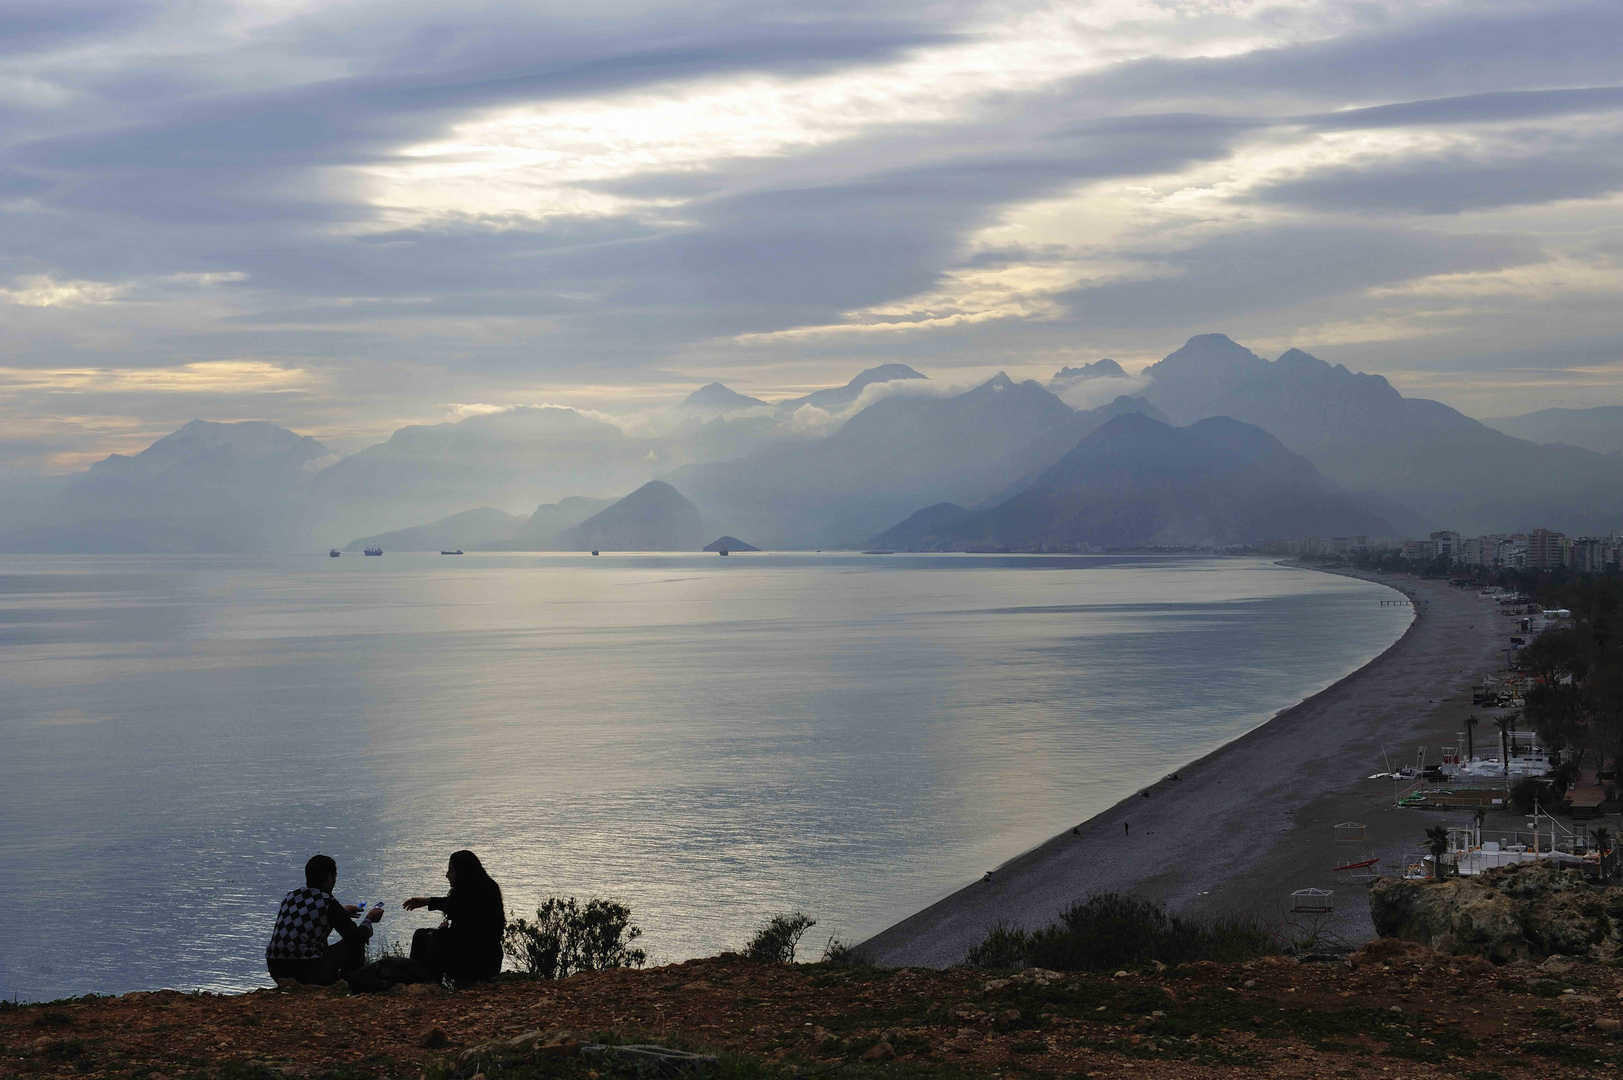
(773, 363, 927, 413)
(551, 481, 703, 552)
(5, 335, 1621, 553)
(1131, 335, 1623, 536)
(670, 372, 1078, 548)
(0, 420, 330, 553)
(1048, 359, 1126, 387)
(1482, 406, 1623, 456)
(301, 406, 649, 543)
(871, 414, 1394, 550)
(345, 507, 528, 553)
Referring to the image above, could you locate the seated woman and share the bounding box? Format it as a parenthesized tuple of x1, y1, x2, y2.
(403, 849, 505, 985)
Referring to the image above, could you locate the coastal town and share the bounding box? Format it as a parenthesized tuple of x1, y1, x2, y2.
(1274, 547, 1623, 885)
(1273, 528, 1623, 572)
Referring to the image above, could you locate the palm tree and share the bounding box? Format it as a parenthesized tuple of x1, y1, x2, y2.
(1426, 825, 1452, 881)
(1464, 714, 1479, 762)
(1496, 716, 1515, 777)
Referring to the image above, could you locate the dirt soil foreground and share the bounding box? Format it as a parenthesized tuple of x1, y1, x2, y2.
(5, 946, 1623, 1080)
(863, 570, 1514, 966)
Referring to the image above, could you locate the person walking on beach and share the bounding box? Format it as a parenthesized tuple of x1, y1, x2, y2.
(266, 854, 383, 986)
(402, 849, 505, 986)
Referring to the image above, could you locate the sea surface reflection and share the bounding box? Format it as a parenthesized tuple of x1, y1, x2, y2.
(0, 553, 1410, 1000)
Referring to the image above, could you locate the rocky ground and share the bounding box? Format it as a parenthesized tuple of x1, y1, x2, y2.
(5, 942, 1623, 1080)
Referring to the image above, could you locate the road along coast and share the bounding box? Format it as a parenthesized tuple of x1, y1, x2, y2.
(859, 570, 1509, 967)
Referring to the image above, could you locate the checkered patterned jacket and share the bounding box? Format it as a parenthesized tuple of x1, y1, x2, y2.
(266, 885, 370, 960)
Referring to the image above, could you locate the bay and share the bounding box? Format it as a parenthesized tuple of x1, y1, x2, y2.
(0, 553, 1409, 1000)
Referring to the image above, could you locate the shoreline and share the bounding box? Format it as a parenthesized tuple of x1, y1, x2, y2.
(858, 566, 1508, 966)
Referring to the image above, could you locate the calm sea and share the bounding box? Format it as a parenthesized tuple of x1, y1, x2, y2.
(0, 554, 1408, 1000)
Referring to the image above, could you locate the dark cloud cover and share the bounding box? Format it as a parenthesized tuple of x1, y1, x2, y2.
(1257, 147, 1623, 215)
(2, 0, 1623, 475)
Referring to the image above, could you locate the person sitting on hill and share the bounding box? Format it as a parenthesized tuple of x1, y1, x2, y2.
(403, 849, 505, 985)
(266, 854, 383, 986)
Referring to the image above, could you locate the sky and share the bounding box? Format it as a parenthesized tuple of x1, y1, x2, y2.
(3, 0, 1623, 475)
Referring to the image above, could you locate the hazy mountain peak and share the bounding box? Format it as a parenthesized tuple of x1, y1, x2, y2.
(473, 495, 614, 550)
(681, 382, 768, 411)
(87, 420, 328, 479)
(776, 363, 928, 412)
(703, 535, 760, 552)
(1132, 332, 1623, 534)
(550, 480, 703, 551)
(96, 419, 326, 472)
(1482, 405, 1623, 456)
(1274, 347, 1330, 370)
(455, 405, 602, 432)
(27, 419, 333, 553)
(344, 507, 523, 552)
(848, 363, 926, 389)
(673, 371, 1076, 548)
(871, 411, 1393, 550)
(1050, 358, 1126, 384)
(1145, 333, 1267, 380)
(375, 405, 613, 449)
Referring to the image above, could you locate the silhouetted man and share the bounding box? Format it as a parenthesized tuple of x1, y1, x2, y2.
(266, 854, 382, 985)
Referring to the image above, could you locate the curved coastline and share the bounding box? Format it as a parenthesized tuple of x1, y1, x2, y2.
(859, 566, 1506, 966)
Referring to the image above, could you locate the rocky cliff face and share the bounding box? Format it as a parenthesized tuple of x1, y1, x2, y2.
(1370, 862, 1623, 964)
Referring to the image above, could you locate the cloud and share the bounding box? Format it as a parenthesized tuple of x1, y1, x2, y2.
(2, 0, 1623, 459)
(1051, 372, 1152, 411)
(0, 275, 127, 307)
(0, 359, 313, 392)
(444, 402, 515, 419)
(1255, 121, 1623, 215)
(1303, 86, 1623, 131)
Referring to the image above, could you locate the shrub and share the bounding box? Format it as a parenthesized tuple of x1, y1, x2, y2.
(820, 936, 871, 965)
(965, 892, 1277, 971)
(744, 912, 817, 963)
(503, 897, 646, 979)
(964, 923, 1030, 969)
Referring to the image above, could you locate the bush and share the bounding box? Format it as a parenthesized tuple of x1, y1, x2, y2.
(503, 897, 646, 979)
(744, 912, 816, 963)
(964, 923, 1029, 969)
(966, 892, 1277, 971)
(820, 936, 871, 965)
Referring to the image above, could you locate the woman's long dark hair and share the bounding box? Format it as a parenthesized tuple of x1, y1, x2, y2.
(449, 849, 504, 920)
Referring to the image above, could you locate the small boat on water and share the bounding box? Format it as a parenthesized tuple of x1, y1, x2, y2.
(440, 549, 463, 555)
(591, 549, 599, 556)
(329, 549, 341, 558)
(364, 546, 383, 556)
